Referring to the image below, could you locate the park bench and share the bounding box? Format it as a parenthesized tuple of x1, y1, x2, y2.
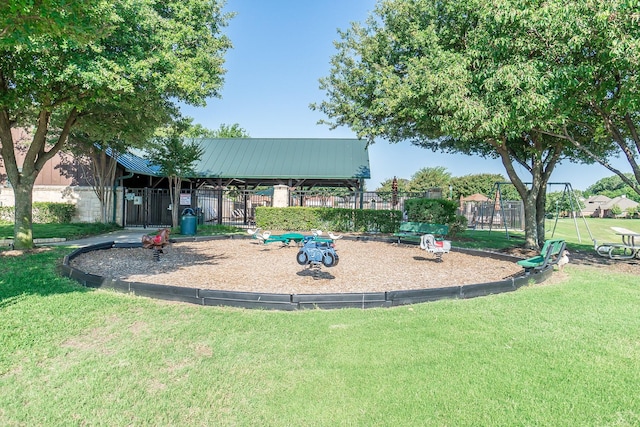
(394, 222, 449, 244)
(517, 239, 566, 275)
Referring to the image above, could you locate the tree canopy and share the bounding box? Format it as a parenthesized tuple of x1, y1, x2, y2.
(407, 167, 451, 193)
(0, 0, 232, 249)
(521, 1, 640, 197)
(375, 177, 410, 193)
(183, 122, 251, 139)
(586, 174, 640, 202)
(449, 174, 520, 201)
(314, 0, 640, 248)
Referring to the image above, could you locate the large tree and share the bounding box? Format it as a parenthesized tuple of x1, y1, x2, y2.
(407, 166, 452, 193)
(517, 1, 640, 198)
(313, 0, 591, 248)
(0, 0, 232, 249)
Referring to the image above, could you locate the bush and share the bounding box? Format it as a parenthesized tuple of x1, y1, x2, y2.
(404, 198, 458, 224)
(0, 206, 12, 223)
(448, 215, 469, 237)
(0, 202, 76, 224)
(255, 207, 402, 233)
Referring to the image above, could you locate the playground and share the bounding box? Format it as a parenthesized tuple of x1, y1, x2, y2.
(68, 237, 525, 295)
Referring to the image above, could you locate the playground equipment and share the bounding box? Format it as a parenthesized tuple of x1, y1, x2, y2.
(141, 228, 171, 261)
(328, 232, 343, 240)
(262, 232, 306, 245)
(249, 229, 340, 246)
(419, 234, 451, 261)
(489, 182, 593, 243)
(296, 238, 339, 268)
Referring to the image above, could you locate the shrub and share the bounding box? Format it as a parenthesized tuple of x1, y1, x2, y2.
(0, 206, 12, 223)
(0, 203, 76, 223)
(255, 207, 402, 233)
(404, 198, 458, 224)
(448, 214, 469, 237)
(33, 202, 76, 223)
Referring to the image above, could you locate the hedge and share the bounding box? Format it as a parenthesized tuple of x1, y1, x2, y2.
(255, 207, 402, 233)
(0, 202, 76, 224)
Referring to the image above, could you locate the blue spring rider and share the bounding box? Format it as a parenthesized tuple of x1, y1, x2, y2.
(296, 236, 339, 268)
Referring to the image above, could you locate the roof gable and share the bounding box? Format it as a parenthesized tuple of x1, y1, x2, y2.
(603, 196, 639, 209)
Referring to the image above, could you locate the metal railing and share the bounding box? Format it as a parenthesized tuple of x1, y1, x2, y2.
(123, 187, 467, 229)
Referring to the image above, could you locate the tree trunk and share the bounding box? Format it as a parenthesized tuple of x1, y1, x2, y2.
(0, 107, 78, 247)
(12, 179, 36, 250)
(86, 148, 118, 223)
(493, 134, 561, 250)
(495, 141, 540, 249)
(170, 176, 181, 228)
(535, 186, 548, 248)
(521, 193, 539, 249)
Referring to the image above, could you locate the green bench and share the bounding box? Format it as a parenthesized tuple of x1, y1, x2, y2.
(394, 222, 449, 243)
(517, 239, 566, 274)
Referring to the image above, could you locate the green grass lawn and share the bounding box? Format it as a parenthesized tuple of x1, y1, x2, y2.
(1, 220, 639, 425)
(456, 217, 640, 252)
(545, 217, 640, 250)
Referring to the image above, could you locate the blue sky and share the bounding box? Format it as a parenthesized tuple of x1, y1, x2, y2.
(180, 0, 631, 191)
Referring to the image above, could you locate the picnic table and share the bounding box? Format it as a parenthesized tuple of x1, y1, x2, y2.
(594, 226, 640, 260)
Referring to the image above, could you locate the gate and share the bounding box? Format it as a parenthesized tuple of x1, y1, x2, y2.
(123, 187, 273, 228)
(124, 188, 173, 228)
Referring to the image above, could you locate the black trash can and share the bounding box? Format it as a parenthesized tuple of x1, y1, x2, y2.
(180, 208, 197, 235)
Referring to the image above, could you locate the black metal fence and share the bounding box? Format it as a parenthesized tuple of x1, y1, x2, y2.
(123, 186, 523, 230)
(123, 187, 271, 228)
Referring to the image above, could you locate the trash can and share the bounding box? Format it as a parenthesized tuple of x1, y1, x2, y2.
(180, 208, 197, 235)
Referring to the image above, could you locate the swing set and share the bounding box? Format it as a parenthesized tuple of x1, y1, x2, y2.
(489, 182, 594, 243)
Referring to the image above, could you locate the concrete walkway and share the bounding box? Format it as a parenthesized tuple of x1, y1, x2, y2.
(43, 228, 153, 247)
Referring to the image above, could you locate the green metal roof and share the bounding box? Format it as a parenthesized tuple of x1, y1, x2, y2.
(193, 138, 370, 180)
(119, 138, 371, 188)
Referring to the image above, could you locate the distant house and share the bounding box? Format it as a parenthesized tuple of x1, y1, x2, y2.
(582, 195, 611, 217)
(586, 195, 639, 218)
(599, 196, 639, 218)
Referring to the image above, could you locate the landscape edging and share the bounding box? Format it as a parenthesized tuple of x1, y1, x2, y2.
(59, 235, 552, 310)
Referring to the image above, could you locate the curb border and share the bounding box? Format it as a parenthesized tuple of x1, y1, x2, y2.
(58, 234, 553, 310)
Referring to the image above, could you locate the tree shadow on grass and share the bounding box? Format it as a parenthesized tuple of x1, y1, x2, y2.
(0, 246, 92, 309)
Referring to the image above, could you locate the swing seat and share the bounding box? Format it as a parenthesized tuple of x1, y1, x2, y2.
(517, 239, 566, 274)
